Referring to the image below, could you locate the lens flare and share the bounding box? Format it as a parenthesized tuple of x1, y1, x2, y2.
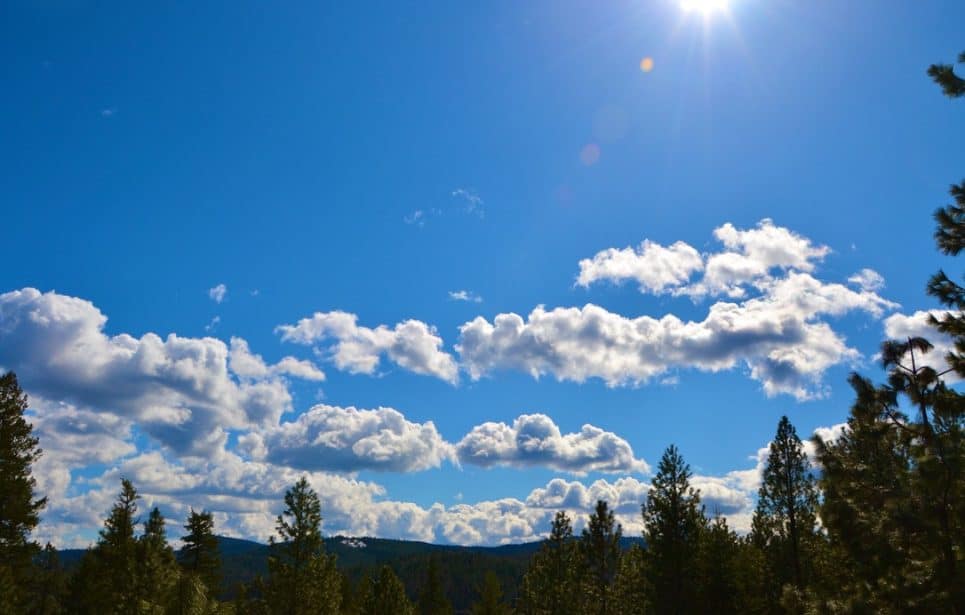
(640, 57, 654, 72)
(580, 144, 601, 166)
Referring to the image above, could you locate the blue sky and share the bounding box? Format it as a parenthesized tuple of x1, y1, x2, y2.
(2, 0, 964, 547)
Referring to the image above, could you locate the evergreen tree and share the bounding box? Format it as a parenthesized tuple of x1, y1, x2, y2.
(29, 542, 67, 615)
(470, 571, 510, 615)
(517, 511, 580, 615)
(643, 444, 705, 615)
(611, 543, 649, 615)
(137, 506, 178, 610)
(181, 509, 221, 596)
(730, 536, 770, 615)
(265, 477, 341, 615)
(102, 478, 141, 612)
(0, 563, 18, 615)
(696, 513, 739, 614)
(360, 566, 414, 615)
(810, 51, 965, 613)
(751, 416, 820, 600)
(0, 371, 46, 611)
(417, 556, 451, 615)
(814, 374, 920, 610)
(579, 500, 621, 615)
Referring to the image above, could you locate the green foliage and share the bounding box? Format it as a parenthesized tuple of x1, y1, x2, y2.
(138, 506, 179, 609)
(808, 51, 965, 613)
(359, 566, 414, 615)
(611, 544, 649, 615)
(751, 416, 821, 601)
(579, 500, 622, 615)
(0, 371, 46, 610)
(417, 557, 451, 615)
(470, 571, 510, 615)
(927, 50, 965, 98)
(29, 542, 68, 615)
(643, 444, 706, 614)
(265, 477, 342, 615)
(517, 511, 581, 615)
(181, 509, 221, 597)
(696, 514, 740, 614)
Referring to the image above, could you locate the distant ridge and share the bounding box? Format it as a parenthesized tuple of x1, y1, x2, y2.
(56, 534, 645, 611)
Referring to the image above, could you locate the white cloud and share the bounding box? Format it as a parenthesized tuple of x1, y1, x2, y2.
(448, 290, 483, 303)
(228, 337, 325, 382)
(208, 284, 227, 304)
(848, 268, 886, 292)
(276, 311, 458, 384)
(577, 240, 703, 294)
(28, 404, 802, 547)
(239, 404, 455, 473)
(0, 288, 320, 456)
(458, 270, 895, 400)
(462, 218, 898, 400)
(456, 413, 649, 475)
(576, 219, 832, 300)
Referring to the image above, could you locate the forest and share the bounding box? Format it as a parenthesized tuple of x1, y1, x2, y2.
(0, 51, 963, 615)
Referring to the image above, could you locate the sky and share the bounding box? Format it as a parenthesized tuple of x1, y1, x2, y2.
(2, 0, 964, 548)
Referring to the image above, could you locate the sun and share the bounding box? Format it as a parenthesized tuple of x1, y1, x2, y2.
(680, 0, 728, 14)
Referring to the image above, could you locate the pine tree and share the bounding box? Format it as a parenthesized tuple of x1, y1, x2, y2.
(265, 477, 342, 615)
(809, 50, 965, 614)
(612, 543, 649, 615)
(360, 566, 414, 615)
(814, 374, 919, 610)
(102, 478, 141, 612)
(517, 511, 580, 615)
(29, 542, 67, 615)
(730, 536, 769, 615)
(68, 478, 142, 614)
(181, 509, 221, 597)
(417, 556, 451, 615)
(137, 506, 178, 609)
(579, 500, 622, 615)
(0, 371, 46, 610)
(470, 571, 510, 615)
(643, 444, 705, 615)
(696, 513, 739, 614)
(751, 416, 820, 600)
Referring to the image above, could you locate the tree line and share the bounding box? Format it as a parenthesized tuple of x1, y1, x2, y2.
(1, 52, 963, 615)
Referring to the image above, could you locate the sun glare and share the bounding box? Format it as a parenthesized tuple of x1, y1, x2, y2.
(680, 0, 728, 14)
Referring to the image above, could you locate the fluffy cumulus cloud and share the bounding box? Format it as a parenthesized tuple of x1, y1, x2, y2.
(276, 311, 458, 383)
(577, 239, 704, 294)
(36, 444, 759, 548)
(456, 414, 649, 475)
(239, 404, 455, 473)
(0, 289, 324, 456)
(3, 285, 853, 548)
(461, 220, 898, 399)
(576, 219, 832, 299)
